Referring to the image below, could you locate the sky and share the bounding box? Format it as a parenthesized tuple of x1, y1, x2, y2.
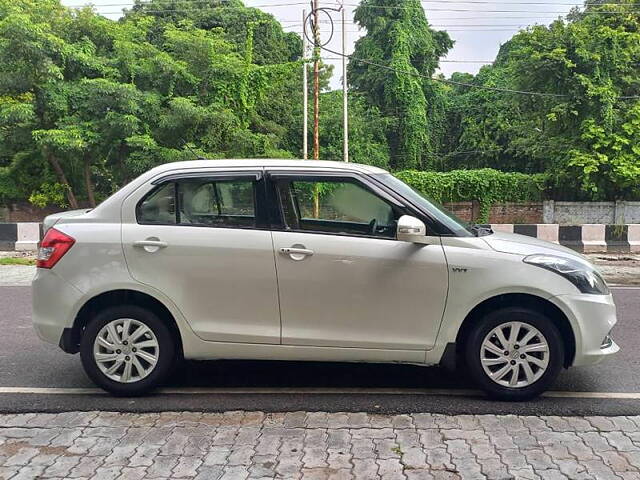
(60, 0, 581, 89)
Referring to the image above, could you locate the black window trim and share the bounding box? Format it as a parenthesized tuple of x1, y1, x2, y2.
(137, 171, 269, 230)
(266, 170, 410, 241)
(151, 170, 262, 185)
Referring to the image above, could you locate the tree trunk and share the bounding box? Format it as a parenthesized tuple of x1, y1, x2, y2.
(46, 152, 79, 209)
(83, 156, 96, 208)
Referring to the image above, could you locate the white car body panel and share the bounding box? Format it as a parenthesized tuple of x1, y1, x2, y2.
(32, 159, 619, 375)
(122, 223, 281, 343)
(273, 231, 447, 350)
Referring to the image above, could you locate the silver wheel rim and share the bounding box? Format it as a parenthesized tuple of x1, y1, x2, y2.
(93, 318, 160, 384)
(480, 321, 550, 388)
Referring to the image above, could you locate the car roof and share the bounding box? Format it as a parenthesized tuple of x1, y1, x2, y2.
(147, 159, 389, 175)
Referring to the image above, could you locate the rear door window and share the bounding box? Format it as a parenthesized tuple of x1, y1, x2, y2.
(178, 179, 255, 228)
(136, 177, 257, 228)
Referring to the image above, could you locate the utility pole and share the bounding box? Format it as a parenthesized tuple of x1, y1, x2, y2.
(342, 7, 349, 162)
(302, 9, 308, 160)
(312, 0, 320, 160)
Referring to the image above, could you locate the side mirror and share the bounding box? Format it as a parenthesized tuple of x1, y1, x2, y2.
(397, 215, 427, 242)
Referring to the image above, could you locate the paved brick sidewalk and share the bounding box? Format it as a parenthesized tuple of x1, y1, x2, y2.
(2, 412, 640, 479)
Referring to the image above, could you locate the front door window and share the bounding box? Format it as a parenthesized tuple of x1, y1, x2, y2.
(277, 178, 399, 238)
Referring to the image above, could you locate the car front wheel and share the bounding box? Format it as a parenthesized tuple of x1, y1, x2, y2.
(465, 307, 564, 401)
(80, 305, 175, 396)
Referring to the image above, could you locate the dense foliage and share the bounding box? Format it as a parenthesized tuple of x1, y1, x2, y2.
(437, 1, 640, 200)
(0, 0, 638, 210)
(396, 169, 546, 222)
(0, 0, 307, 207)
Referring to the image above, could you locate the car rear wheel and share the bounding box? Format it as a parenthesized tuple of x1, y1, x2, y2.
(465, 307, 564, 401)
(80, 305, 175, 396)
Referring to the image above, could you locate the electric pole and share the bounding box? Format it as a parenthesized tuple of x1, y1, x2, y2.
(312, 0, 320, 160)
(342, 7, 349, 162)
(302, 9, 308, 160)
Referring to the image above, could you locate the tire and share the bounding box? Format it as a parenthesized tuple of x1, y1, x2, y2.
(464, 307, 564, 401)
(80, 305, 176, 396)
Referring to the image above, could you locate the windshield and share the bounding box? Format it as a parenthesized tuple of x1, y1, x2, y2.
(374, 173, 477, 237)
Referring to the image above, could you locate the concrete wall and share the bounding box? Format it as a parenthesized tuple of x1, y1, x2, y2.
(0, 203, 62, 223)
(444, 202, 543, 224)
(446, 201, 640, 225)
(543, 201, 640, 225)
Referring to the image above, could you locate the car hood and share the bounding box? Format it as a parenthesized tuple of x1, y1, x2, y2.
(483, 231, 590, 264)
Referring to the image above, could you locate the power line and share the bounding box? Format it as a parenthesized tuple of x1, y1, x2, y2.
(345, 4, 640, 13)
(314, 41, 567, 97)
(283, 19, 555, 26)
(63, 0, 640, 6)
(322, 57, 497, 62)
(321, 44, 640, 99)
(72, 2, 309, 11)
(288, 24, 541, 27)
(67, 1, 640, 14)
(279, 16, 576, 22)
(94, 6, 640, 15)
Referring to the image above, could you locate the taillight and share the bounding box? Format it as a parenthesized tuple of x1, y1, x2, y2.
(37, 228, 75, 269)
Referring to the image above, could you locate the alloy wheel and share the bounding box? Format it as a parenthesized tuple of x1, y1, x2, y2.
(480, 321, 550, 388)
(93, 318, 160, 383)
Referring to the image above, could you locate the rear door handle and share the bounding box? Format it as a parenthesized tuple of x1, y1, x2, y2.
(279, 246, 314, 260)
(133, 239, 168, 252)
(134, 240, 168, 248)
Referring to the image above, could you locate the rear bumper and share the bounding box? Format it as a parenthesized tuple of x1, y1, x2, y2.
(32, 268, 83, 350)
(551, 293, 619, 367)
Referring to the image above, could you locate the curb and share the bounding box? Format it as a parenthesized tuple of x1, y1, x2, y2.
(0, 223, 42, 251)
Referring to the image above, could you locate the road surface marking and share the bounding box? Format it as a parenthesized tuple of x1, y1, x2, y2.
(2, 386, 640, 399)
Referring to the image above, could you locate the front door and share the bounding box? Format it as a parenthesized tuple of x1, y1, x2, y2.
(270, 172, 449, 351)
(122, 171, 281, 344)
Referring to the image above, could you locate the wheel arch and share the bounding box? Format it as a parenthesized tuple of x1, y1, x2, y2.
(63, 289, 184, 358)
(454, 293, 576, 368)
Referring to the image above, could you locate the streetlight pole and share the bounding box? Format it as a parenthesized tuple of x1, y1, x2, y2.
(302, 9, 308, 160)
(342, 6, 349, 162)
(312, 0, 320, 160)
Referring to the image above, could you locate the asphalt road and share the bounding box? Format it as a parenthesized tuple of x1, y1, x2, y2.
(1, 285, 639, 415)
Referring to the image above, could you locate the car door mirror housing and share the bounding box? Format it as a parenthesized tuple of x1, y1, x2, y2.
(397, 215, 427, 242)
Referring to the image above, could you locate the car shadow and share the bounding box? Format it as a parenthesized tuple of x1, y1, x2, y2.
(167, 359, 474, 390)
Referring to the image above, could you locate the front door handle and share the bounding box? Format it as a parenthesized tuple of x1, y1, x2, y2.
(279, 246, 314, 261)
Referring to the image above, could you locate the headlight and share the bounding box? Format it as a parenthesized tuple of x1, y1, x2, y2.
(523, 254, 609, 295)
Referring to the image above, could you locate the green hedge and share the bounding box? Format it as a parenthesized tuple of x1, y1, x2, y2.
(395, 169, 546, 223)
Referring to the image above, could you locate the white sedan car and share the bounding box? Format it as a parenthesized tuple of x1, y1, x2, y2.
(32, 160, 618, 400)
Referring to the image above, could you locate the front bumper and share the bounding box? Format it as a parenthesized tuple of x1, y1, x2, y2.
(551, 292, 619, 367)
(32, 268, 83, 348)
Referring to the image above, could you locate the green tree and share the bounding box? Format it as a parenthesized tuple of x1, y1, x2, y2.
(443, 0, 640, 199)
(0, 0, 304, 207)
(348, 0, 453, 170)
(318, 91, 390, 168)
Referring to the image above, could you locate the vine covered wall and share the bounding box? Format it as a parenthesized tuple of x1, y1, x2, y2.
(395, 169, 546, 222)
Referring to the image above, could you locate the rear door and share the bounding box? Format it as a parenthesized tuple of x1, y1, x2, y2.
(121, 170, 281, 344)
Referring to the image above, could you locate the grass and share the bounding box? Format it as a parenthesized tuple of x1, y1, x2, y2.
(0, 257, 36, 266)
